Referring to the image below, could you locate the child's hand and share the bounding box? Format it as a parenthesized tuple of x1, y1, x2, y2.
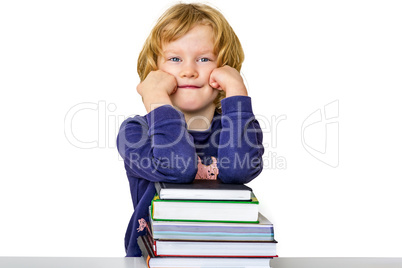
(137, 70, 177, 97)
(209, 66, 248, 97)
(137, 70, 177, 113)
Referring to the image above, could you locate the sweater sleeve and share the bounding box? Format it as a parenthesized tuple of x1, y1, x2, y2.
(217, 96, 264, 184)
(116, 105, 197, 183)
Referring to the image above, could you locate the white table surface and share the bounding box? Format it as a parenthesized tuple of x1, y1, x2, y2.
(1, 257, 402, 268)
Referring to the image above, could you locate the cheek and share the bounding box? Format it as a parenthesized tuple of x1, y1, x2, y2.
(158, 63, 178, 76)
(206, 64, 217, 77)
(157, 57, 174, 73)
(157, 62, 167, 72)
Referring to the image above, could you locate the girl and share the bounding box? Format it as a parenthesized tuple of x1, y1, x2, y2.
(117, 3, 264, 257)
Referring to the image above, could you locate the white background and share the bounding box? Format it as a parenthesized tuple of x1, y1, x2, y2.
(1, 0, 401, 257)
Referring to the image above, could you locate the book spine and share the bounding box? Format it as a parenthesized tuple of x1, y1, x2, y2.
(156, 254, 279, 258)
(153, 198, 259, 204)
(137, 236, 152, 267)
(146, 256, 150, 268)
(153, 239, 157, 256)
(152, 218, 260, 224)
(150, 201, 155, 220)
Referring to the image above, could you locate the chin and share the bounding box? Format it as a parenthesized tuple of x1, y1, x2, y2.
(172, 99, 214, 114)
(171, 91, 218, 113)
(175, 103, 204, 113)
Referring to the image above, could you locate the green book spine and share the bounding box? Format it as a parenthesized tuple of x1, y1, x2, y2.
(151, 193, 260, 224)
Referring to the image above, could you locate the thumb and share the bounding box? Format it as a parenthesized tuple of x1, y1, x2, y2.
(209, 77, 221, 90)
(209, 69, 222, 90)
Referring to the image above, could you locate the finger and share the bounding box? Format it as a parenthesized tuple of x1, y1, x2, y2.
(210, 82, 220, 89)
(171, 85, 178, 94)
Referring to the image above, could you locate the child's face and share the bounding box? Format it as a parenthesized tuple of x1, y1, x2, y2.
(158, 24, 219, 114)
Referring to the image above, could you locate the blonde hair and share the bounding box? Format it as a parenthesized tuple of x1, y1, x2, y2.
(137, 3, 244, 113)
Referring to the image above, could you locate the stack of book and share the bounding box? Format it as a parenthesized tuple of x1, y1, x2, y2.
(138, 179, 277, 268)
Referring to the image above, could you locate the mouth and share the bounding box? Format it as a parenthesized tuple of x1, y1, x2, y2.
(178, 85, 201, 89)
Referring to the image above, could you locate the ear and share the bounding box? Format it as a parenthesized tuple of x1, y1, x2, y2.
(197, 156, 202, 163)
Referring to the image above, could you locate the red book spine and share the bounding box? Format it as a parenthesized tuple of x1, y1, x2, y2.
(153, 239, 157, 256)
(156, 254, 279, 258)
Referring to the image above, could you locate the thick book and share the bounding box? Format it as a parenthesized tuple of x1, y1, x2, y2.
(138, 236, 273, 267)
(154, 179, 252, 200)
(151, 193, 259, 223)
(150, 212, 274, 241)
(146, 233, 277, 257)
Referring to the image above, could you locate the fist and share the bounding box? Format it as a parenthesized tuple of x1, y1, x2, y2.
(137, 70, 177, 98)
(209, 66, 248, 97)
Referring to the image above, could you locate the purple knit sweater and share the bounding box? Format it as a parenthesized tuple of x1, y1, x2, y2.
(116, 95, 264, 257)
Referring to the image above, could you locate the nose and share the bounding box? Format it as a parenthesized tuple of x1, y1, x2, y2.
(179, 62, 198, 78)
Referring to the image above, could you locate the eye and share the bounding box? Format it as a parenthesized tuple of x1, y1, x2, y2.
(198, 58, 210, 62)
(168, 57, 181, 62)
